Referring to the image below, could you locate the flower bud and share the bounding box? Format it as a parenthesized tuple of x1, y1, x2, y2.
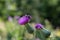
(35, 23, 51, 39)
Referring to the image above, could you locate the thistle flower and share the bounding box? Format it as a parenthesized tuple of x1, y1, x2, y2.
(18, 15, 31, 25)
(35, 24, 51, 38)
(35, 24, 43, 30)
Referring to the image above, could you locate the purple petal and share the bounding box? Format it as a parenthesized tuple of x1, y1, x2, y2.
(35, 23, 43, 29)
(18, 15, 31, 25)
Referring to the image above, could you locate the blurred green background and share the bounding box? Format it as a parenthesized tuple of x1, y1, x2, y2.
(0, 0, 60, 40)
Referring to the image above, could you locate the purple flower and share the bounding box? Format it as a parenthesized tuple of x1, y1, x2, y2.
(8, 16, 13, 22)
(18, 15, 31, 25)
(35, 23, 43, 30)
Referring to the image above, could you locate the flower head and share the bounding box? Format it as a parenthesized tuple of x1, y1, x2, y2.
(35, 23, 43, 30)
(18, 15, 31, 25)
